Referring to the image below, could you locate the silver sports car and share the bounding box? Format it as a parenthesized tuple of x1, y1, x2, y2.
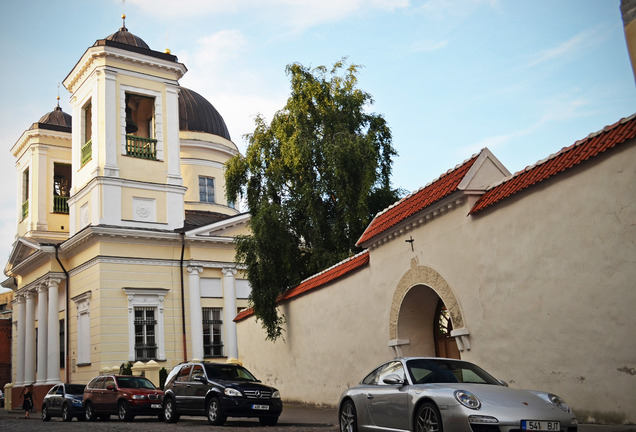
(338, 357, 578, 432)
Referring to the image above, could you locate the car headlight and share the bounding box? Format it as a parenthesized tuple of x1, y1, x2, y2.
(548, 394, 570, 413)
(131, 394, 147, 400)
(272, 390, 281, 399)
(454, 390, 481, 410)
(224, 388, 243, 397)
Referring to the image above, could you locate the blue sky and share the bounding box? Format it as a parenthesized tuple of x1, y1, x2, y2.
(0, 0, 634, 269)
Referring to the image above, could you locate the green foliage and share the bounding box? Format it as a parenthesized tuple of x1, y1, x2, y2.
(225, 59, 401, 340)
(159, 367, 168, 390)
(119, 361, 133, 375)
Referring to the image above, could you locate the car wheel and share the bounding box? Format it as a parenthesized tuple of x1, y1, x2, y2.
(339, 399, 357, 432)
(62, 403, 72, 422)
(206, 397, 227, 426)
(42, 404, 51, 421)
(415, 402, 443, 432)
(84, 402, 97, 421)
(163, 398, 179, 423)
(118, 401, 133, 421)
(259, 416, 279, 426)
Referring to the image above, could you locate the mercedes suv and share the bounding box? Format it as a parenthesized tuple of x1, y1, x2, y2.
(162, 361, 283, 426)
(83, 374, 164, 421)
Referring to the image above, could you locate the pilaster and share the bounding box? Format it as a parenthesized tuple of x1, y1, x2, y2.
(187, 265, 203, 360)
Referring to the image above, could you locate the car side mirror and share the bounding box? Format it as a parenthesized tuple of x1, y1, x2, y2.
(106, 384, 116, 391)
(383, 374, 405, 385)
(497, 379, 509, 387)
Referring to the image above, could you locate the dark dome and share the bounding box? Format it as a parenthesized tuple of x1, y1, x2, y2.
(178, 87, 231, 141)
(31, 105, 72, 132)
(104, 25, 150, 49)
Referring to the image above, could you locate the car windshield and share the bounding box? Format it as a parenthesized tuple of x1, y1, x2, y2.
(406, 359, 501, 385)
(204, 364, 258, 382)
(116, 376, 157, 389)
(66, 384, 86, 395)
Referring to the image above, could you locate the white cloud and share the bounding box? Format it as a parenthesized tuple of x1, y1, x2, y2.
(128, 0, 410, 31)
(526, 26, 606, 68)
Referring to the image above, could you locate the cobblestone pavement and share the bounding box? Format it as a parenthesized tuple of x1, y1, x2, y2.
(1, 406, 635, 432)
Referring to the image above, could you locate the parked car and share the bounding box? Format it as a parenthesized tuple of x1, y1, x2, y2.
(162, 361, 283, 426)
(0, 389, 4, 408)
(41, 383, 86, 422)
(83, 374, 163, 421)
(338, 357, 578, 432)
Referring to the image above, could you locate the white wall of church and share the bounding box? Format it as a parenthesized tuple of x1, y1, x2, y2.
(236, 141, 636, 422)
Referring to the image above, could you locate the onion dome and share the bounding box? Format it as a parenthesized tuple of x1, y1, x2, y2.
(30, 103, 72, 133)
(103, 14, 149, 49)
(104, 25, 150, 49)
(178, 87, 231, 141)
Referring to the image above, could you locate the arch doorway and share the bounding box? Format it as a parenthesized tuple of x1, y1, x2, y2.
(394, 284, 460, 359)
(389, 261, 466, 359)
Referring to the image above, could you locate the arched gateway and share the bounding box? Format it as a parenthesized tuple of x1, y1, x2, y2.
(388, 258, 470, 358)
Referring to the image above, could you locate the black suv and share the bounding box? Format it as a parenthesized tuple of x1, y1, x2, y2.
(162, 362, 283, 426)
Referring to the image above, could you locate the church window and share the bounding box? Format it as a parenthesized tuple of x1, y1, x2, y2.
(21, 167, 29, 220)
(199, 176, 215, 203)
(72, 291, 91, 365)
(134, 306, 158, 361)
(59, 319, 65, 367)
(53, 163, 71, 214)
(125, 93, 157, 160)
(81, 102, 92, 166)
(202, 307, 223, 357)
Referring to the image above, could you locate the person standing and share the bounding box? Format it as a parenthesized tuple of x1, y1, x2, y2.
(21, 385, 33, 419)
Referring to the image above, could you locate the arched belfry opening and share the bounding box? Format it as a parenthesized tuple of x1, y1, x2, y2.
(388, 259, 469, 359)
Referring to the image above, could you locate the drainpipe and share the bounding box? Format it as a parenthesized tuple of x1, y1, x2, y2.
(54, 244, 70, 383)
(179, 231, 188, 362)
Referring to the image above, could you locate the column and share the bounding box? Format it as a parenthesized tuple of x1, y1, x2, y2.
(36, 284, 48, 384)
(222, 268, 238, 359)
(14, 295, 26, 386)
(187, 266, 203, 360)
(24, 291, 36, 385)
(47, 278, 62, 384)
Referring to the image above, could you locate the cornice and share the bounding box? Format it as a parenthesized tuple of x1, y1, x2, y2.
(365, 193, 467, 251)
(64, 45, 186, 93)
(68, 255, 237, 277)
(11, 128, 72, 159)
(180, 138, 239, 157)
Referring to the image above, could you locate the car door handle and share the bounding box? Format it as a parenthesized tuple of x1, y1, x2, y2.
(366, 394, 374, 400)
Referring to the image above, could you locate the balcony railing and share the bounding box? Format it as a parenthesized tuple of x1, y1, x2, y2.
(21, 200, 28, 220)
(126, 135, 157, 160)
(81, 140, 92, 166)
(54, 195, 69, 214)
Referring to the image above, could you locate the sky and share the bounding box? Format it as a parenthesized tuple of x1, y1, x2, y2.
(0, 0, 634, 275)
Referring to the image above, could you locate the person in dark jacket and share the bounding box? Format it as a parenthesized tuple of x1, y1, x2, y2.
(21, 385, 34, 419)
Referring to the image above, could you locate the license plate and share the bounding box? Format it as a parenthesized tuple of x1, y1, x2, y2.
(521, 420, 560, 431)
(151, 404, 162, 409)
(252, 404, 270, 410)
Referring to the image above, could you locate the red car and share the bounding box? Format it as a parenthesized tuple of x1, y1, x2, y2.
(83, 374, 163, 421)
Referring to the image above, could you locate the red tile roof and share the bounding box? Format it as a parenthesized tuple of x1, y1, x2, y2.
(234, 250, 370, 322)
(356, 155, 479, 246)
(470, 114, 636, 215)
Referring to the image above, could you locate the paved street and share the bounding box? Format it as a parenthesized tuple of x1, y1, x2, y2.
(1, 403, 635, 432)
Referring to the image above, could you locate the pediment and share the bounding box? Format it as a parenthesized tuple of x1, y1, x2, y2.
(4, 237, 53, 276)
(185, 213, 250, 239)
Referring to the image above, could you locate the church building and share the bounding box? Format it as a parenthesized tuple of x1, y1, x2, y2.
(4, 20, 251, 405)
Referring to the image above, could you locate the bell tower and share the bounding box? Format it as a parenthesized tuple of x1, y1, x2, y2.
(62, 18, 187, 234)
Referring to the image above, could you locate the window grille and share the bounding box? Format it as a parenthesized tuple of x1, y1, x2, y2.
(203, 307, 223, 357)
(134, 307, 157, 360)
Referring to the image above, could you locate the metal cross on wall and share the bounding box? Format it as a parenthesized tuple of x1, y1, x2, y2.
(405, 236, 415, 251)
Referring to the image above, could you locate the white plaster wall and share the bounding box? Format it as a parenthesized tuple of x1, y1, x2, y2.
(237, 142, 636, 422)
